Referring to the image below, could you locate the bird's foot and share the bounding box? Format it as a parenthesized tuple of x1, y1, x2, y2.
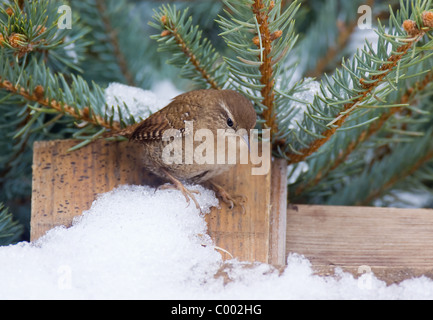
(209, 182, 247, 214)
(159, 171, 201, 210)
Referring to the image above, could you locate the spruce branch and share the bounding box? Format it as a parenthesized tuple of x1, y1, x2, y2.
(0, 77, 121, 132)
(72, 0, 156, 88)
(318, 125, 433, 207)
(286, 5, 433, 164)
(0, 0, 91, 74)
(150, 5, 227, 89)
(160, 21, 221, 90)
(95, 0, 135, 86)
(295, 0, 401, 78)
(217, 0, 300, 143)
(293, 70, 433, 198)
(289, 43, 414, 163)
(318, 78, 433, 207)
(0, 53, 130, 149)
(360, 147, 433, 206)
(305, 0, 376, 78)
(0, 203, 23, 245)
(252, 0, 279, 136)
(325, 137, 433, 206)
(0, 104, 31, 181)
(94, 0, 135, 86)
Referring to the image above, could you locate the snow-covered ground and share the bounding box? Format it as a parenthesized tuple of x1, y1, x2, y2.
(1, 184, 433, 299)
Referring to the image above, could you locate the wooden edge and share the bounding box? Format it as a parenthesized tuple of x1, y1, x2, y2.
(268, 158, 288, 266)
(214, 262, 433, 286)
(313, 265, 433, 285)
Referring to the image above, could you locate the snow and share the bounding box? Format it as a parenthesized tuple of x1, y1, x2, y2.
(104, 81, 182, 121)
(1, 184, 433, 299)
(288, 78, 321, 129)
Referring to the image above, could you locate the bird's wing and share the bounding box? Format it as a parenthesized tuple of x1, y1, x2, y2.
(129, 101, 199, 141)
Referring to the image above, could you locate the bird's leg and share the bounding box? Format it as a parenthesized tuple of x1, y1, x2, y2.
(159, 169, 201, 210)
(208, 181, 247, 214)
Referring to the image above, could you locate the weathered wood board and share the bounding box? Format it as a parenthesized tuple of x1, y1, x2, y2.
(287, 205, 433, 284)
(31, 139, 161, 240)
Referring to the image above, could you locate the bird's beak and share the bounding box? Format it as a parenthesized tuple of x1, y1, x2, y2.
(241, 132, 251, 152)
(225, 129, 251, 152)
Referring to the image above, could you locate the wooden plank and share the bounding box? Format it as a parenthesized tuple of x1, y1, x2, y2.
(287, 205, 433, 283)
(31, 139, 283, 264)
(205, 158, 272, 263)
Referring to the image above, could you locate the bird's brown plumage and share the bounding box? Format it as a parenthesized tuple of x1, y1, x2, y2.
(129, 89, 256, 209)
(130, 89, 255, 142)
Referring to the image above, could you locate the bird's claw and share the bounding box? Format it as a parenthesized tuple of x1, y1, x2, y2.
(210, 182, 247, 214)
(158, 183, 201, 210)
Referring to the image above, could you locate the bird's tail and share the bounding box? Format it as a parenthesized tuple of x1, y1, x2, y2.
(102, 123, 141, 140)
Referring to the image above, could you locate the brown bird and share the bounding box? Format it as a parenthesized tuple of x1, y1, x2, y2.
(127, 89, 257, 210)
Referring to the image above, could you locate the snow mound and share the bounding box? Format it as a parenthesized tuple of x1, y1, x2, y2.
(104, 81, 182, 121)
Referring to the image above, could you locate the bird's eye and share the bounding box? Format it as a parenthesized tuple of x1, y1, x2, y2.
(227, 118, 234, 127)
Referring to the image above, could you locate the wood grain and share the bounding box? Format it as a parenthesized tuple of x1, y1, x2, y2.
(30, 139, 162, 240)
(287, 205, 433, 283)
(205, 156, 272, 262)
